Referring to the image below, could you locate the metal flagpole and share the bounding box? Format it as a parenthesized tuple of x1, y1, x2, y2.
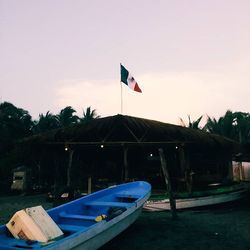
(120, 63, 123, 114)
(121, 81, 123, 114)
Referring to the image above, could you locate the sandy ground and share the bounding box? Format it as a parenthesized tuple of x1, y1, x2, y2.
(1, 194, 250, 249)
(103, 197, 250, 250)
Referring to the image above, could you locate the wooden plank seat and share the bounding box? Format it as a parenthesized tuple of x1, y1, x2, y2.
(58, 224, 88, 232)
(115, 194, 140, 202)
(115, 193, 140, 199)
(59, 212, 98, 221)
(85, 201, 133, 208)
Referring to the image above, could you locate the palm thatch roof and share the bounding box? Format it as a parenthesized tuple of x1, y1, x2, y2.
(29, 114, 239, 151)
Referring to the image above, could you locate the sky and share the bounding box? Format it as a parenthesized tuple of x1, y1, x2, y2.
(0, 0, 249, 125)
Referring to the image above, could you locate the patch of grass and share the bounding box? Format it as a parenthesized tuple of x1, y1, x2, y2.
(149, 183, 245, 201)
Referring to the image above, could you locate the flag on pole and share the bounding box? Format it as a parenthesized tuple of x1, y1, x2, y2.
(120, 64, 142, 93)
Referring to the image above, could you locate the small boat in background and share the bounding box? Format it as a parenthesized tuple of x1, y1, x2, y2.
(144, 182, 250, 212)
(0, 181, 151, 250)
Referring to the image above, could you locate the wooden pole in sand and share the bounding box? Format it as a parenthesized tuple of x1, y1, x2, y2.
(123, 146, 129, 181)
(87, 176, 92, 194)
(66, 148, 74, 187)
(158, 148, 178, 219)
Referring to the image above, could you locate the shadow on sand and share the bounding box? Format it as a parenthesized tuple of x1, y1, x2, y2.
(101, 195, 250, 250)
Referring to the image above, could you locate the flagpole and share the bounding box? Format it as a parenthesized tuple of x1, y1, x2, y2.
(121, 81, 123, 114)
(120, 63, 123, 114)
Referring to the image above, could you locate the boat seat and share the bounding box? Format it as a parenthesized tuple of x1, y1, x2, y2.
(58, 224, 88, 232)
(115, 194, 140, 202)
(59, 212, 100, 221)
(85, 201, 133, 208)
(115, 193, 140, 199)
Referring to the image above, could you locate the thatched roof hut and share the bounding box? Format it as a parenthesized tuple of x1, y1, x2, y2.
(27, 115, 241, 191)
(31, 114, 237, 147)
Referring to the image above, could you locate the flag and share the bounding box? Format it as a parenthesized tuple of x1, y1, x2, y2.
(120, 64, 142, 93)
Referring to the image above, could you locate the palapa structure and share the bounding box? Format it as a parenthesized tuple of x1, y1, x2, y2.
(27, 114, 241, 192)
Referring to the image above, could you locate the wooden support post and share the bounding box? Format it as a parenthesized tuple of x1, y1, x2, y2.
(87, 176, 92, 194)
(158, 148, 178, 219)
(183, 151, 192, 194)
(178, 146, 187, 191)
(240, 162, 245, 181)
(227, 160, 233, 181)
(66, 148, 74, 187)
(179, 146, 186, 175)
(123, 146, 129, 181)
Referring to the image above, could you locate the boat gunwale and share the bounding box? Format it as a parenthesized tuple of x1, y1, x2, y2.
(0, 181, 151, 250)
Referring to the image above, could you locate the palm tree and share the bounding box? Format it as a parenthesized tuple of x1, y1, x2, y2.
(232, 112, 250, 143)
(205, 110, 235, 139)
(205, 116, 224, 135)
(179, 115, 204, 130)
(0, 102, 34, 190)
(81, 107, 100, 123)
(205, 110, 250, 143)
(33, 111, 59, 134)
(57, 106, 79, 128)
(0, 102, 33, 141)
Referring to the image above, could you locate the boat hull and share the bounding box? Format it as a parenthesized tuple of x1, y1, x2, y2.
(0, 181, 151, 250)
(71, 207, 142, 250)
(47, 197, 148, 250)
(144, 184, 249, 212)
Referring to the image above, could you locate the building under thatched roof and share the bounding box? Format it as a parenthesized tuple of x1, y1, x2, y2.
(31, 114, 237, 147)
(26, 115, 241, 192)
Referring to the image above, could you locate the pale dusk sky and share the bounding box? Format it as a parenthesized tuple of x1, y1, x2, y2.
(0, 0, 249, 125)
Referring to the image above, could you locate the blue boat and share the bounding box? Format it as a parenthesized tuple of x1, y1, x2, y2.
(0, 181, 151, 250)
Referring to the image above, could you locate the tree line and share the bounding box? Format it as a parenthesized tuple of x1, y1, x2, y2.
(1, 101, 250, 153)
(0, 102, 99, 138)
(0, 102, 100, 192)
(0, 101, 250, 193)
(179, 111, 250, 144)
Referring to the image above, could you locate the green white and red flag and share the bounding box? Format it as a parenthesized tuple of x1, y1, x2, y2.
(120, 64, 142, 93)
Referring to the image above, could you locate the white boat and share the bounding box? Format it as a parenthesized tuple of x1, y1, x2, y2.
(144, 183, 250, 212)
(0, 181, 151, 250)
